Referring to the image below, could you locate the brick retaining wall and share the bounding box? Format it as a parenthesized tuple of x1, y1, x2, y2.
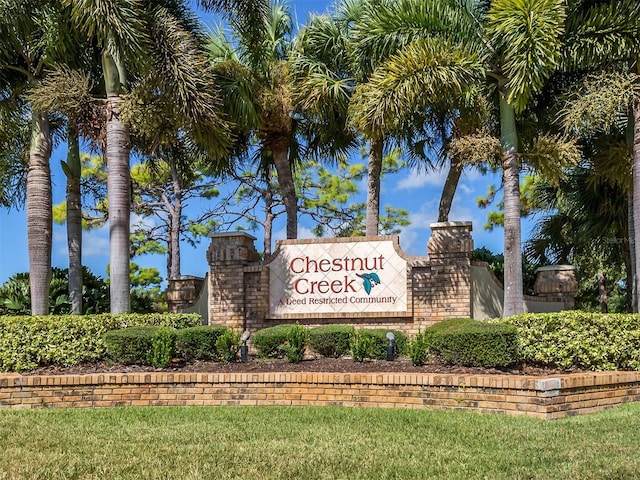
(2, 371, 639, 419)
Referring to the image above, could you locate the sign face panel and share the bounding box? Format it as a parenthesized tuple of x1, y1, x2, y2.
(269, 239, 408, 316)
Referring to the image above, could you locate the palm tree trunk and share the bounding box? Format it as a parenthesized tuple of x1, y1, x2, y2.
(366, 137, 384, 236)
(263, 169, 275, 257)
(627, 191, 636, 312)
(168, 161, 182, 279)
(438, 156, 464, 222)
(27, 110, 53, 315)
(66, 122, 83, 314)
(632, 102, 640, 312)
(271, 138, 297, 239)
(499, 89, 524, 317)
(598, 272, 608, 313)
(106, 94, 131, 313)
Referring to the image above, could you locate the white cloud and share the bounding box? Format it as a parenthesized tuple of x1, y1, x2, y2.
(395, 168, 447, 191)
(82, 226, 110, 258)
(131, 213, 157, 229)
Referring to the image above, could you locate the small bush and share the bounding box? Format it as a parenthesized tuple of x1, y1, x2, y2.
(428, 318, 519, 368)
(104, 326, 159, 365)
(350, 330, 375, 362)
(308, 325, 354, 358)
(253, 324, 297, 358)
(408, 330, 430, 366)
(175, 326, 227, 361)
(282, 323, 308, 363)
(215, 330, 241, 364)
(147, 327, 177, 368)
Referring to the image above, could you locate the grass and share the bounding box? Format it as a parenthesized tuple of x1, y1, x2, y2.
(1, 404, 639, 479)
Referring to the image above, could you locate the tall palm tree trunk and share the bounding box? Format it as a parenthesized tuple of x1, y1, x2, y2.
(66, 122, 83, 314)
(271, 138, 297, 239)
(168, 163, 182, 279)
(106, 94, 131, 313)
(365, 137, 384, 236)
(27, 111, 53, 315)
(632, 102, 640, 312)
(263, 169, 275, 257)
(438, 156, 464, 222)
(499, 89, 524, 317)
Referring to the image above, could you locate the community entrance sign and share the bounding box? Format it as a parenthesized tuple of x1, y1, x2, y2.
(269, 238, 408, 316)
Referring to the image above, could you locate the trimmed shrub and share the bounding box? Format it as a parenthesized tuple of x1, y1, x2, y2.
(428, 318, 519, 368)
(0, 313, 201, 372)
(497, 312, 640, 371)
(253, 324, 298, 358)
(308, 325, 354, 358)
(215, 330, 241, 364)
(104, 326, 159, 365)
(175, 325, 227, 361)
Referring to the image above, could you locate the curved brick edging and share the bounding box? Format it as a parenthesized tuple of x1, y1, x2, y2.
(1, 371, 640, 419)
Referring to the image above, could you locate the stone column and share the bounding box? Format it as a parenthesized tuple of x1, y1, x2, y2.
(422, 221, 474, 321)
(427, 221, 474, 259)
(166, 276, 205, 313)
(534, 265, 578, 309)
(206, 233, 260, 329)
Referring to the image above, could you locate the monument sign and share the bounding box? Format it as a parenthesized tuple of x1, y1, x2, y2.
(269, 238, 408, 316)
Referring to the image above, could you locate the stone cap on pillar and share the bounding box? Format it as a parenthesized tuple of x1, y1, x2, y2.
(207, 232, 260, 264)
(427, 221, 474, 256)
(534, 265, 579, 296)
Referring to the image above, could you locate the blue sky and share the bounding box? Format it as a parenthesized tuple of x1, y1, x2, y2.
(0, 0, 525, 285)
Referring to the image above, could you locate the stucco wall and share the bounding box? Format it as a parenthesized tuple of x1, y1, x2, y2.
(471, 262, 566, 320)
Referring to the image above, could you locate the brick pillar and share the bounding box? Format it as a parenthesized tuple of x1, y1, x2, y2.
(426, 221, 474, 320)
(534, 265, 578, 309)
(166, 276, 205, 313)
(206, 233, 260, 329)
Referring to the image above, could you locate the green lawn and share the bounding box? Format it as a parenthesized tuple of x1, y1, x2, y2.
(1, 403, 639, 479)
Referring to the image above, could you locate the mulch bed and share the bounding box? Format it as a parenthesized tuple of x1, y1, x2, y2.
(21, 356, 576, 377)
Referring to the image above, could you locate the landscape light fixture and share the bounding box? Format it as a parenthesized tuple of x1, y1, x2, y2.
(240, 330, 251, 363)
(386, 331, 395, 361)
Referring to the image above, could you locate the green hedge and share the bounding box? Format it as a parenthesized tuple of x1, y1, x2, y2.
(252, 324, 301, 358)
(428, 318, 519, 368)
(175, 326, 228, 361)
(497, 312, 640, 371)
(103, 326, 161, 365)
(104, 326, 179, 367)
(0, 313, 201, 372)
(308, 325, 354, 358)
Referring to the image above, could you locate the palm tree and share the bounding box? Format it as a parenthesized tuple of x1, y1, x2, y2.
(342, 0, 568, 316)
(207, 1, 300, 240)
(0, 0, 77, 315)
(526, 160, 631, 311)
(559, 0, 640, 310)
(28, 66, 96, 314)
(62, 0, 230, 312)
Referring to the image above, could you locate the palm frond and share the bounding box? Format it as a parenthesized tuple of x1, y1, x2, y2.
(487, 0, 565, 113)
(564, 0, 640, 70)
(349, 37, 485, 136)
